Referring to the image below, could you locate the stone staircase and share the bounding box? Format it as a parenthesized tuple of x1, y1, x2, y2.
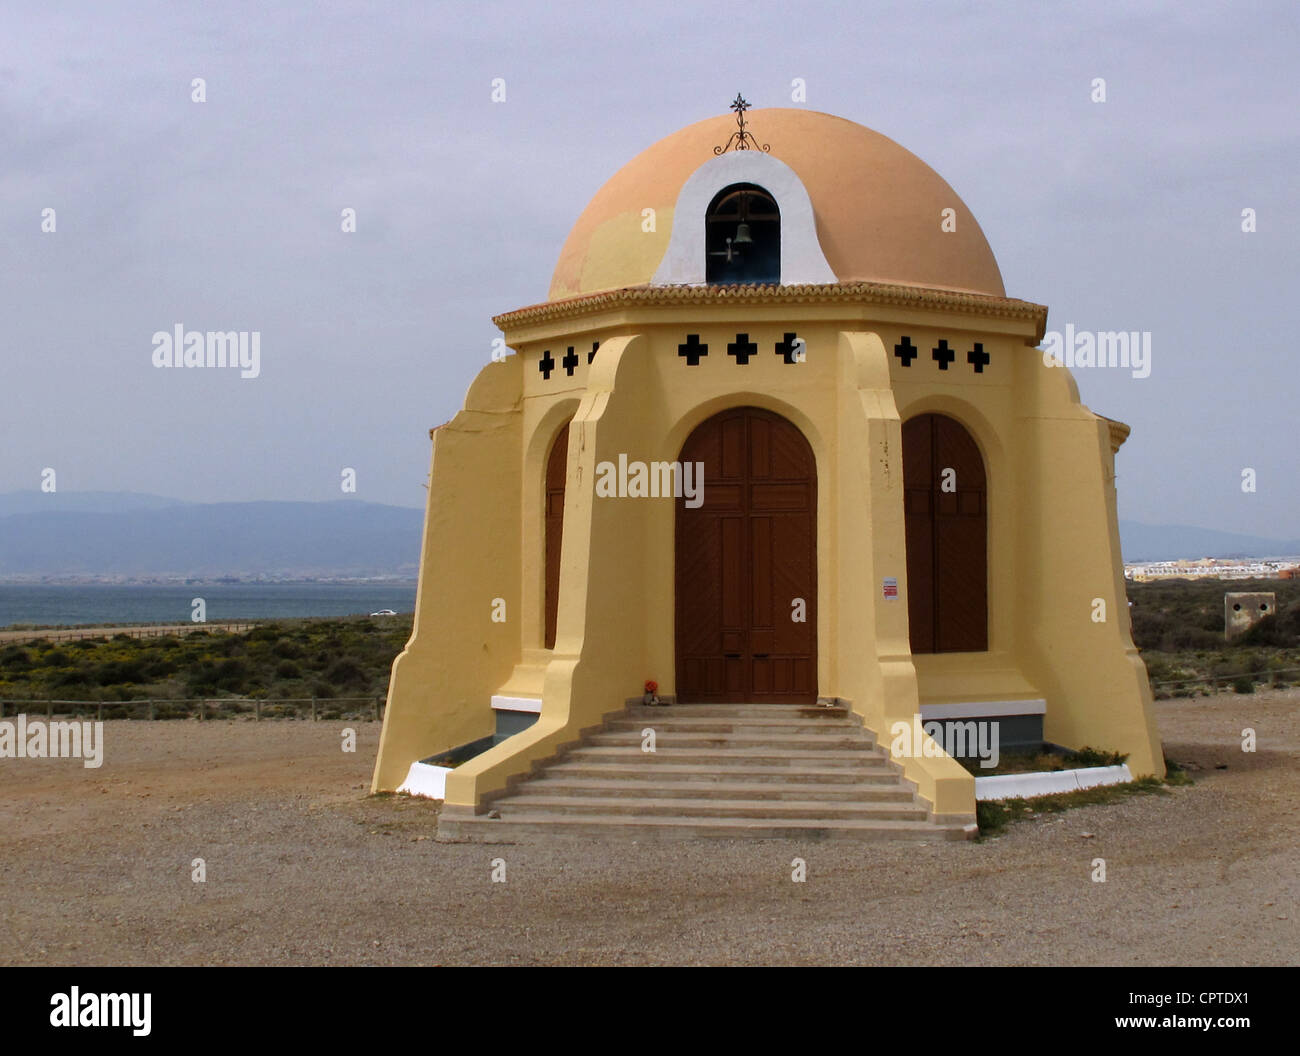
(436, 702, 977, 841)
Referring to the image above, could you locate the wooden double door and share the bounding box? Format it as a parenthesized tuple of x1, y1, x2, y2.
(675, 407, 817, 703)
(902, 413, 988, 653)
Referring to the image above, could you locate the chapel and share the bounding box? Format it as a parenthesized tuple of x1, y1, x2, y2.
(371, 100, 1164, 840)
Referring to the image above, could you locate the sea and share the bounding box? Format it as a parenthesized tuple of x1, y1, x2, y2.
(0, 582, 418, 628)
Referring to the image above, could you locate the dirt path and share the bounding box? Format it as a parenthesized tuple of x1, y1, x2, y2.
(0, 693, 1296, 966)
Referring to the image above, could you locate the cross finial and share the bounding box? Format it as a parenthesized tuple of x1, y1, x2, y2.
(714, 93, 770, 155)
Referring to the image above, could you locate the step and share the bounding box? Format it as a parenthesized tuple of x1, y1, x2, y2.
(626, 704, 852, 720)
(515, 778, 916, 802)
(566, 746, 890, 768)
(607, 717, 870, 737)
(544, 761, 904, 784)
(497, 795, 928, 821)
(430, 700, 971, 842)
(437, 813, 974, 842)
(585, 730, 871, 750)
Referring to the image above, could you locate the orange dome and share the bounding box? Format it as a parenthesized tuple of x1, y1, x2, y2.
(549, 108, 1005, 301)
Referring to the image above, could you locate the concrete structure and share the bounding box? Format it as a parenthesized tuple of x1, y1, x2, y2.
(1225, 592, 1276, 640)
(371, 105, 1164, 836)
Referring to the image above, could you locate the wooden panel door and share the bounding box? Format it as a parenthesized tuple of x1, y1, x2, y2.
(676, 407, 817, 703)
(903, 413, 987, 653)
(544, 424, 569, 649)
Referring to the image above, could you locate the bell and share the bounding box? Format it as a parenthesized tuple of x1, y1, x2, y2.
(733, 222, 753, 245)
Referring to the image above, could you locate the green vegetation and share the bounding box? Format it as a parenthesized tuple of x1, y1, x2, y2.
(1128, 578, 1300, 696)
(0, 616, 411, 719)
(958, 746, 1127, 776)
(976, 757, 1192, 837)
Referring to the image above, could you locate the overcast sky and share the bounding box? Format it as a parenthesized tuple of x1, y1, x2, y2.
(3, 0, 1296, 538)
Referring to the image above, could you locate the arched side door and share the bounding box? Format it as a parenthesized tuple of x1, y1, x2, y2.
(902, 413, 988, 653)
(544, 423, 569, 649)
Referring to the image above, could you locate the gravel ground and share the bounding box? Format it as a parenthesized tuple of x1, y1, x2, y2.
(1, 691, 1296, 966)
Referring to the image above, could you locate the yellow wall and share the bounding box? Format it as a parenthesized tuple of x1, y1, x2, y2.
(373, 290, 1163, 816)
(370, 356, 523, 793)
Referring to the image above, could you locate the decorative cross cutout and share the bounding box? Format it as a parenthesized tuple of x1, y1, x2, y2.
(588, 341, 600, 364)
(538, 349, 556, 380)
(894, 336, 918, 367)
(728, 332, 758, 365)
(679, 334, 708, 366)
(776, 332, 803, 364)
(967, 342, 990, 373)
(561, 346, 579, 376)
(932, 339, 956, 371)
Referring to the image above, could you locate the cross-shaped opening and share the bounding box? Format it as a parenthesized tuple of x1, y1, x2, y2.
(678, 334, 708, 366)
(776, 332, 803, 364)
(728, 332, 758, 364)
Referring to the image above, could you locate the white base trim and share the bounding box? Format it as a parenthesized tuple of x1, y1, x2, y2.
(975, 764, 1133, 801)
(491, 695, 542, 714)
(921, 699, 1046, 720)
(398, 761, 453, 800)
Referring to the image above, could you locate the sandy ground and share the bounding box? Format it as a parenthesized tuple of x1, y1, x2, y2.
(1, 692, 1296, 966)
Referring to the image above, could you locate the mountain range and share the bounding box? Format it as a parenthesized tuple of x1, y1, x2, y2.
(0, 491, 1294, 578)
(0, 493, 423, 579)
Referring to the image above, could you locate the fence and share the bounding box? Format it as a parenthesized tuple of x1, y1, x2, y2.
(0, 695, 386, 722)
(1149, 666, 1300, 695)
(0, 622, 258, 645)
(2, 667, 1293, 721)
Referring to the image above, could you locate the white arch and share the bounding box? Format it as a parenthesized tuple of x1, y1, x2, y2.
(651, 151, 836, 287)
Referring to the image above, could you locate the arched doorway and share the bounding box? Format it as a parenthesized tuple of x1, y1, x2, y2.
(902, 413, 987, 653)
(544, 423, 569, 649)
(676, 407, 816, 703)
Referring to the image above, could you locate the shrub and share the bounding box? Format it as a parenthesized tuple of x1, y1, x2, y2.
(326, 658, 366, 688)
(1068, 747, 1128, 768)
(0, 647, 33, 671)
(213, 658, 250, 691)
(95, 659, 146, 685)
(275, 660, 302, 679)
(141, 658, 178, 679)
(1232, 676, 1255, 694)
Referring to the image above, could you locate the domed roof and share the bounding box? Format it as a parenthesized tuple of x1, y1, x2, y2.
(549, 108, 1005, 301)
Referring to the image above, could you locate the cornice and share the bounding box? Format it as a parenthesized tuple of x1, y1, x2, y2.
(493, 282, 1048, 341)
(1101, 415, 1132, 453)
